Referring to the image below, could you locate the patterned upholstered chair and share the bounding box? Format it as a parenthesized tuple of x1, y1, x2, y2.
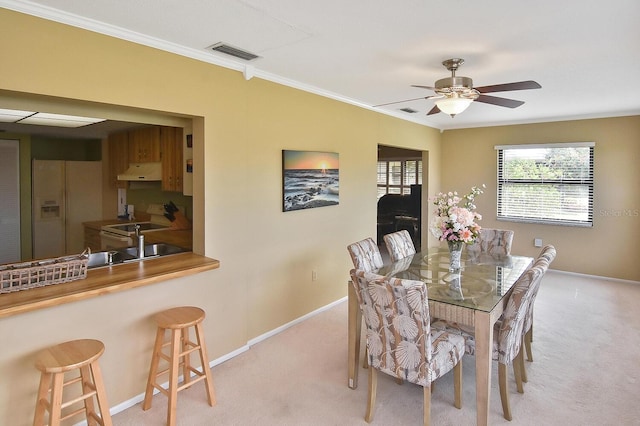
(432, 266, 543, 421)
(467, 228, 514, 257)
(347, 237, 384, 272)
(347, 238, 385, 369)
(383, 230, 416, 262)
(522, 245, 556, 366)
(350, 269, 465, 425)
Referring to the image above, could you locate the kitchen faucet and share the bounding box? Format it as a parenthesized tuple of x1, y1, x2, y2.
(134, 224, 145, 259)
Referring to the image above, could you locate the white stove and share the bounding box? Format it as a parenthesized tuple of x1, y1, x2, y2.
(99, 204, 174, 249)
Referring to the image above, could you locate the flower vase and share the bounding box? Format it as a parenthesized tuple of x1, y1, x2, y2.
(447, 240, 463, 271)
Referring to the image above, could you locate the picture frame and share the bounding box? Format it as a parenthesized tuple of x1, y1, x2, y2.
(282, 150, 339, 212)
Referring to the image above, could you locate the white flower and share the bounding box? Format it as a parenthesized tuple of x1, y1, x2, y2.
(429, 185, 484, 243)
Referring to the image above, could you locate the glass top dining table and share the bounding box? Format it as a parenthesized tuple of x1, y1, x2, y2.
(376, 248, 532, 312)
(347, 247, 533, 426)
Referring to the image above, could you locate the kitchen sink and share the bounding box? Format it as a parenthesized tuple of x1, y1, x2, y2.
(87, 250, 137, 268)
(119, 243, 187, 259)
(87, 244, 187, 269)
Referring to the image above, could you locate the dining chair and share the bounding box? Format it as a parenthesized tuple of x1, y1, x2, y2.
(347, 238, 385, 370)
(383, 229, 416, 262)
(522, 245, 556, 365)
(350, 269, 465, 425)
(467, 228, 514, 257)
(347, 237, 384, 272)
(431, 265, 543, 421)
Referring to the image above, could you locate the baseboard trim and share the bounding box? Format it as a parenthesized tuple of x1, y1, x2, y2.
(548, 268, 640, 285)
(247, 296, 347, 347)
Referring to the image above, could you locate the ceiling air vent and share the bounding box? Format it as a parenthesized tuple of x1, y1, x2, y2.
(207, 42, 260, 61)
(399, 107, 418, 114)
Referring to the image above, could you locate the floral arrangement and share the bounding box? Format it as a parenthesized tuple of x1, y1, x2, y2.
(429, 185, 484, 244)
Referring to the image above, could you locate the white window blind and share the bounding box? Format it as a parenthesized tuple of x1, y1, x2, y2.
(495, 142, 594, 227)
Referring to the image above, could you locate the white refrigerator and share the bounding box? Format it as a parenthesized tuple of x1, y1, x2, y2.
(32, 160, 103, 259)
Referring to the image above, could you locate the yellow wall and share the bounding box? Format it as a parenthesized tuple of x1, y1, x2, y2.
(0, 9, 440, 425)
(441, 116, 640, 281)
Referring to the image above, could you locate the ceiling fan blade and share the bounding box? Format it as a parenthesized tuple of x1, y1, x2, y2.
(411, 85, 437, 91)
(474, 80, 541, 93)
(475, 94, 525, 108)
(373, 97, 430, 107)
(426, 105, 440, 115)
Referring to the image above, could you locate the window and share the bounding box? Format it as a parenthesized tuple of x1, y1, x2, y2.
(377, 159, 422, 199)
(496, 142, 594, 227)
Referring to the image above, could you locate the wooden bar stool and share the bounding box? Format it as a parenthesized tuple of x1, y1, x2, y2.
(33, 339, 112, 426)
(143, 306, 216, 426)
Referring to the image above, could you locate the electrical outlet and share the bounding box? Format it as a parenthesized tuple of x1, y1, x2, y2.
(534, 238, 543, 247)
(312, 270, 318, 281)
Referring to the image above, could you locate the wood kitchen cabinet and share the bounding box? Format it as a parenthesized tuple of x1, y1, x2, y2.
(160, 126, 184, 192)
(108, 130, 129, 189)
(108, 125, 183, 192)
(128, 126, 161, 163)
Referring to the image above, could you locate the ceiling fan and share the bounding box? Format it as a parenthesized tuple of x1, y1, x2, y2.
(375, 58, 541, 117)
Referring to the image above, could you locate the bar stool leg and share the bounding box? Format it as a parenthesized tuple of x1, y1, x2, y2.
(80, 365, 98, 425)
(167, 328, 182, 426)
(182, 328, 191, 385)
(90, 360, 113, 426)
(195, 322, 216, 406)
(143, 327, 166, 411)
(33, 372, 52, 426)
(49, 373, 64, 425)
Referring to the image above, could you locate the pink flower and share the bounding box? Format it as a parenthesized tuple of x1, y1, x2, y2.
(429, 185, 484, 244)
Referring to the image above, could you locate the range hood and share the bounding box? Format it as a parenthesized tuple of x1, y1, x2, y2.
(117, 162, 162, 181)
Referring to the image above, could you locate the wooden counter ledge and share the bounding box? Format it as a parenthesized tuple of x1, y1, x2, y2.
(0, 252, 220, 318)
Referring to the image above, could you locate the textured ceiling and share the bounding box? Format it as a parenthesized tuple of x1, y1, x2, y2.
(2, 0, 640, 132)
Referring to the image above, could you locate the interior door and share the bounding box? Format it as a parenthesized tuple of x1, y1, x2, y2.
(0, 139, 21, 264)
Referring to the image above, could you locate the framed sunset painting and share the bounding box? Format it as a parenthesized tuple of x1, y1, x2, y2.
(282, 150, 339, 212)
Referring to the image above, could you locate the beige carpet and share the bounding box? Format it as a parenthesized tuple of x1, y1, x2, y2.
(113, 271, 640, 425)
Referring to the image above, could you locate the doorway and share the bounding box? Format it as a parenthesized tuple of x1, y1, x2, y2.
(376, 145, 423, 253)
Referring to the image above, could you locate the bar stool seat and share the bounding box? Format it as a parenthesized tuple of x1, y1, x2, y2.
(33, 339, 112, 426)
(143, 306, 216, 426)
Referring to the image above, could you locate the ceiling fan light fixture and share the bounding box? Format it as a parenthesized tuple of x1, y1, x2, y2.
(435, 96, 473, 117)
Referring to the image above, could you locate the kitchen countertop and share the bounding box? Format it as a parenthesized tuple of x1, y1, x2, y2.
(0, 252, 219, 318)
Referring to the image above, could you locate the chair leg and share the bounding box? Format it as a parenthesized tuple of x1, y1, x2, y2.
(498, 363, 513, 421)
(518, 339, 528, 384)
(423, 384, 431, 426)
(513, 350, 525, 393)
(363, 344, 369, 369)
(453, 360, 462, 409)
(524, 328, 534, 362)
(365, 367, 377, 423)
